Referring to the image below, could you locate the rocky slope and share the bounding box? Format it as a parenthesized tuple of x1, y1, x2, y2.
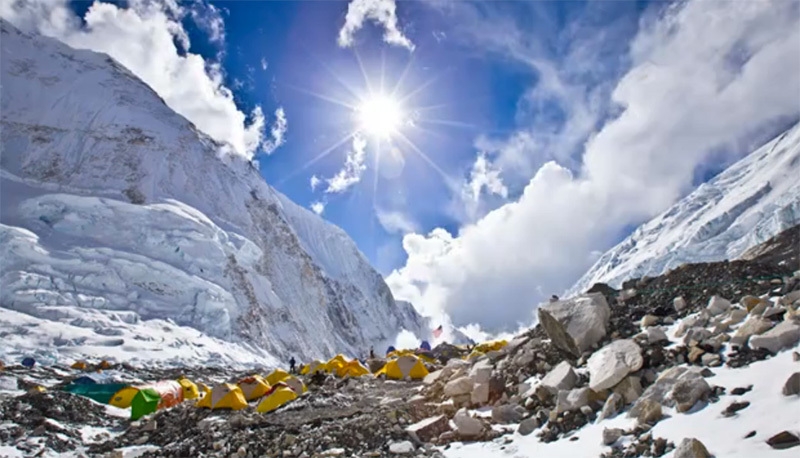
(569, 122, 800, 297)
(0, 19, 429, 367)
(1, 223, 798, 457)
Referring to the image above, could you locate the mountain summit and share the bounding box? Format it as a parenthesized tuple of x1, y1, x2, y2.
(0, 20, 428, 366)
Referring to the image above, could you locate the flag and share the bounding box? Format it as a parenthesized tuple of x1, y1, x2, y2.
(432, 325, 443, 339)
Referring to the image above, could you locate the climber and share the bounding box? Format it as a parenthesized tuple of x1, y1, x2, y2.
(369, 346, 375, 359)
(549, 294, 559, 303)
(289, 356, 296, 374)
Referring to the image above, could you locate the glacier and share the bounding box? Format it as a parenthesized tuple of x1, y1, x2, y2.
(0, 20, 429, 367)
(568, 121, 800, 296)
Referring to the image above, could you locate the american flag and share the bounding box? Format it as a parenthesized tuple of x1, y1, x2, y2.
(432, 325, 443, 338)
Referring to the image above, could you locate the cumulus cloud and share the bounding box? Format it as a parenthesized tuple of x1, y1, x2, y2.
(310, 201, 326, 215)
(338, 0, 414, 51)
(393, 329, 421, 350)
(0, 0, 283, 160)
(387, 0, 800, 332)
(324, 135, 368, 193)
(376, 209, 419, 235)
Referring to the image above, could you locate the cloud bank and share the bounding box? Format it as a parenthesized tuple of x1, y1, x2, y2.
(387, 0, 800, 332)
(0, 0, 283, 159)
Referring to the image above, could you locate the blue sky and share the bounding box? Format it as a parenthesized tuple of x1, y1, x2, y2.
(10, 0, 798, 336)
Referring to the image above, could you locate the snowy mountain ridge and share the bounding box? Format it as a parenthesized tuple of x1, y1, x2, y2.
(0, 20, 429, 367)
(568, 122, 800, 296)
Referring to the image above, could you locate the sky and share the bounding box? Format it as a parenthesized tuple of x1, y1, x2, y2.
(2, 0, 799, 340)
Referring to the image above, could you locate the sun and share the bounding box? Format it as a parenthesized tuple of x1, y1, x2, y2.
(357, 93, 404, 139)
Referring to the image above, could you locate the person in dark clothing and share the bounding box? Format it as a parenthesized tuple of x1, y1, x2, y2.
(550, 294, 559, 303)
(369, 346, 375, 359)
(289, 356, 296, 374)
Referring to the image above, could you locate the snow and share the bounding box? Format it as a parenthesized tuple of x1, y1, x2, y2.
(569, 122, 800, 296)
(0, 20, 430, 366)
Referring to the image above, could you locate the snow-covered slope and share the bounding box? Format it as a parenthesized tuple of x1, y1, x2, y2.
(0, 20, 429, 367)
(568, 122, 800, 295)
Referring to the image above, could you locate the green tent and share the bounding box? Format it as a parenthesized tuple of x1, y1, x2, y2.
(62, 383, 129, 404)
(131, 388, 161, 421)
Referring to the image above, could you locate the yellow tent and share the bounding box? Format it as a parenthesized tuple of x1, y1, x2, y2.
(474, 340, 508, 354)
(281, 375, 308, 394)
(324, 354, 349, 374)
(300, 359, 326, 375)
(195, 383, 247, 410)
(257, 385, 298, 413)
(71, 361, 88, 371)
(237, 375, 271, 401)
(178, 377, 199, 400)
(376, 355, 429, 380)
(335, 360, 370, 378)
(386, 349, 415, 359)
(98, 360, 113, 370)
(265, 369, 291, 386)
(110, 386, 139, 408)
(466, 349, 485, 360)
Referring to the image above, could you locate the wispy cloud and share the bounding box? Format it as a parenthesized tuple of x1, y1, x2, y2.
(260, 57, 268, 71)
(310, 175, 322, 191)
(0, 0, 282, 160)
(388, 0, 800, 332)
(324, 135, 368, 194)
(376, 209, 419, 235)
(338, 0, 414, 51)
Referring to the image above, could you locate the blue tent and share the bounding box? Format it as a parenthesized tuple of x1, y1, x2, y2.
(21, 357, 35, 368)
(420, 340, 431, 351)
(386, 345, 396, 355)
(72, 376, 98, 385)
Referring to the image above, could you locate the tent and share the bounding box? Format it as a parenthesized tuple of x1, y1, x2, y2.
(64, 383, 129, 404)
(300, 360, 326, 375)
(265, 368, 291, 386)
(131, 388, 160, 421)
(385, 346, 396, 356)
(466, 349, 485, 360)
(21, 357, 35, 368)
(98, 360, 112, 370)
(474, 340, 508, 354)
(71, 361, 88, 371)
(196, 383, 247, 410)
(335, 360, 370, 378)
(178, 377, 199, 400)
(323, 355, 349, 374)
(256, 384, 298, 413)
(281, 375, 307, 394)
(375, 355, 429, 380)
(237, 375, 271, 401)
(72, 375, 98, 385)
(110, 386, 139, 408)
(413, 351, 436, 364)
(420, 340, 432, 351)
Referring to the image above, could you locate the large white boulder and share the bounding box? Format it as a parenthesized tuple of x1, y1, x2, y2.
(453, 408, 484, 438)
(541, 361, 578, 391)
(469, 360, 493, 385)
(537, 293, 611, 357)
(444, 376, 474, 398)
(706, 296, 732, 316)
(750, 320, 800, 353)
(588, 339, 643, 391)
(730, 317, 773, 346)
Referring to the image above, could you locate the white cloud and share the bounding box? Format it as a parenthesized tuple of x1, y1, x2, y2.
(310, 201, 326, 215)
(260, 57, 268, 71)
(393, 329, 421, 350)
(0, 0, 282, 160)
(310, 175, 322, 191)
(376, 209, 418, 235)
(189, 0, 225, 44)
(324, 135, 368, 193)
(387, 0, 800, 333)
(338, 0, 414, 51)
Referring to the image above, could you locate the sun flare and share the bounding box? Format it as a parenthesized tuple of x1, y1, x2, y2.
(357, 94, 404, 138)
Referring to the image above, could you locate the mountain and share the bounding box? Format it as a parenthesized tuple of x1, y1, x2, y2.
(568, 121, 800, 296)
(0, 20, 429, 367)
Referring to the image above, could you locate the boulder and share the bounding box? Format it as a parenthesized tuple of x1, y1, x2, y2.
(675, 313, 709, 338)
(641, 315, 658, 328)
(541, 361, 578, 391)
(602, 428, 624, 445)
(646, 327, 669, 344)
(671, 376, 712, 413)
(491, 404, 524, 424)
(423, 370, 443, 385)
(635, 399, 663, 425)
(453, 409, 484, 439)
(673, 438, 711, 458)
(469, 361, 493, 385)
(517, 417, 539, 436)
(782, 372, 800, 396)
(389, 441, 415, 454)
(555, 387, 592, 414)
(673, 296, 688, 312)
(406, 415, 449, 443)
(780, 290, 800, 307)
(471, 383, 489, 406)
(444, 376, 474, 398)
(587, 339, 643, 391)
(701, 354, 721, 367)
(750, 320, 800, 353)
(731, 317, 773, 346)
(741, 295, 765, 312)
(537, 293, 611, 358)
(725, 308, 749, 325)
(597, 392, 624, 421)
(630, 367, 707, 417)
(767, 431, 800, 450)
(612, 376, 643, 404)
(707, 296, 732, 316)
